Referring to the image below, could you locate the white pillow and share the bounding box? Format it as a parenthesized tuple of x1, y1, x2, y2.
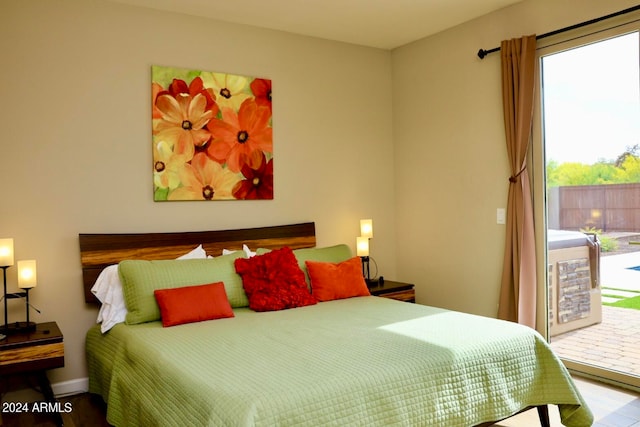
(91, 244, 207, 333)
(93, 264, 119, 331)
(222, 244, 255, 257)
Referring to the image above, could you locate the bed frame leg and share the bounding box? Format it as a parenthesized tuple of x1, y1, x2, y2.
(537, 405, 550, 427)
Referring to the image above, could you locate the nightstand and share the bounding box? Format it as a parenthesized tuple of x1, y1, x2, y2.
(369, 280, 415, 303)
(0, 322, 64, 427)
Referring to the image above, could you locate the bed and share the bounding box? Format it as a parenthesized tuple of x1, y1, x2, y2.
(80, 222, 593, 427)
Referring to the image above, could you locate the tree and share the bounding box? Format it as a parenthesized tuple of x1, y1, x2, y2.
(615, 144, 640, 167)
(616, 154, 640, 183)
(546, 148, 639, 188)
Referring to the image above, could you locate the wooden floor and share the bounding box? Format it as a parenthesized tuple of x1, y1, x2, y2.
(497, 376, 640, 427)
(1, 376, 638, 426)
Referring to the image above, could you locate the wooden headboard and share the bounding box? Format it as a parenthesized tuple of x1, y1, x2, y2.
(79, 222, 316, 303)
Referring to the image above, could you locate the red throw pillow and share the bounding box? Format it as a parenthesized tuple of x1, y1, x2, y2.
(234, 247, 317, 312)
(154, 282, 234, 327)
(305, 257, 371, 301)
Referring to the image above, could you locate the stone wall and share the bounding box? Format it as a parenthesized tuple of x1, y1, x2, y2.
(557, 258, 592, 324)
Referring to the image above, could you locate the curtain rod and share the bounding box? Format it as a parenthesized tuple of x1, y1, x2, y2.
(477, 4, 640, 59)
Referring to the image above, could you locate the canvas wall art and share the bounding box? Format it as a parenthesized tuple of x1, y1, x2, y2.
(152, 65, 273, 201)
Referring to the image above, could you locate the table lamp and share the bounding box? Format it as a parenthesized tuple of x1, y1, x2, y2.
(17, 260, 38, 332)
(0, 238, 14, 335)
(357, 219, 377, 285)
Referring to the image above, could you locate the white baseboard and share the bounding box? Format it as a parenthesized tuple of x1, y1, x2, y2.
(52, 377, 89, 397)
(2, 378, 88, 402)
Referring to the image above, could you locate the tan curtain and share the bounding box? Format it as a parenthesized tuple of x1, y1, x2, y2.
(497, 35, 537, 328)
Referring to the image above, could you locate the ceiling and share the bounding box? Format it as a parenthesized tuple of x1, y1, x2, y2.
(108, 0, 522, 49)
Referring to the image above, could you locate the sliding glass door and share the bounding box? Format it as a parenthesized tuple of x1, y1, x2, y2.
(534, 22, 640, 390)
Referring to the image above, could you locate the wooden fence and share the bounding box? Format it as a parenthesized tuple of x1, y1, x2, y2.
(547, 183, 640, 231)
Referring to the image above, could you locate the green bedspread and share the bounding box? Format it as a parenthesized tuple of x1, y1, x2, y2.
(86, 297, 593, 426)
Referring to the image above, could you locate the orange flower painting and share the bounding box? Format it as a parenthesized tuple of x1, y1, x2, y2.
(152, 65, 273, 201)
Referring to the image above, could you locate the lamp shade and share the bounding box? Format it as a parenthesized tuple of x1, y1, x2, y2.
(0, 238, 14, 267)
(18, 260, 37, 289)
(360, 219, 373, 238)
(356, 237, 369, 257)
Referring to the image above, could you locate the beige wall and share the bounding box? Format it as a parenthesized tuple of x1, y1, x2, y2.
(0, 0, 395, 386)
(392, 0, 639, 317)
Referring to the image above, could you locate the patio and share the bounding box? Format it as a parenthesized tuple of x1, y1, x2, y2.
(549, 249, 640, 378)
(550, 305, 640, 377)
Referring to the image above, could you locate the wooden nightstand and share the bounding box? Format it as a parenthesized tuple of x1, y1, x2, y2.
(369, 280, 415, 303)
(0, 322, 64, 427)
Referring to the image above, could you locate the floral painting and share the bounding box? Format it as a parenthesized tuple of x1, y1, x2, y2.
(152, 65, 273, 201)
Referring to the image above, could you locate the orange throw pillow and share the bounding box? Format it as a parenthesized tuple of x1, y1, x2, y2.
(154, 282, 234, 327)
(305, 257, 371, 301)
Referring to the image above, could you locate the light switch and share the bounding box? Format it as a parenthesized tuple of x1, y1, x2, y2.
(497, 208, 506, 225)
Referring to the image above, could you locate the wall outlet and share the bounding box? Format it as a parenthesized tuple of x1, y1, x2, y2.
(497, 208, 506, 224)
